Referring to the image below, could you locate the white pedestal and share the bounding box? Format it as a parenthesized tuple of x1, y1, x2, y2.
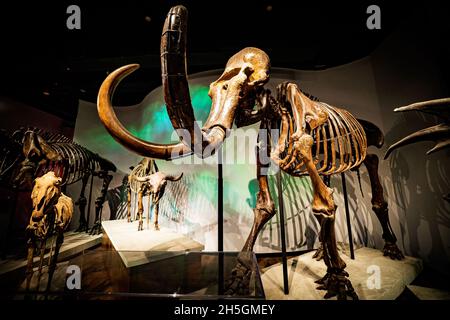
(261, 247, 423, 300)
(101, 219, 204, 268)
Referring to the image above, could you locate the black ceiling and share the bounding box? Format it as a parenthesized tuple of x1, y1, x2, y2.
(0, 1, 447, 126)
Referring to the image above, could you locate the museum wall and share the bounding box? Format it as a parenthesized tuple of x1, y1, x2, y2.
(0, 96, 73, 137)
(370, 14, 450, 276)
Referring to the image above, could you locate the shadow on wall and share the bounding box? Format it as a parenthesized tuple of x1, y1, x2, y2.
(157, 170, 218, 246)
(366, 3, 450, 276)
(255, 166, 380, 255)
(256, 172, 316, 252)
(332, 171, 374, 249)
(106, 174, 129, 221)
(385, 113, 450, 273)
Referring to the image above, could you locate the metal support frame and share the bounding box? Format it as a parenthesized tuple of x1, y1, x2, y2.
(341, 172, 355, 259)
(276, 170, 289, 295)
(217, 148, 224, 294)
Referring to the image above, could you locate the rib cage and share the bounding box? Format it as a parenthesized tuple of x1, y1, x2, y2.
(45, 142, 101, 185)
(44, 145, 115, 186)
(129, 160, 157, 194)
(34, 128, 116, 185)
(277, 102, 367, 176)
(1, 127, 116, 186)
(1, 129, 72, 178)
(28, 127, 72, 144)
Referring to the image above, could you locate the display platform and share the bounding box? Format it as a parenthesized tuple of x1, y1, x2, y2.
(0, 231, 102, 276)
(8, 250, 264, 300)
(102, 219, 204, 268)
(261, 247, 423, 300)
(406, 285, 450, 300)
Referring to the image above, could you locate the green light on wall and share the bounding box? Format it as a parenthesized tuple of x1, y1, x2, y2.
(137, 85, 211, 143)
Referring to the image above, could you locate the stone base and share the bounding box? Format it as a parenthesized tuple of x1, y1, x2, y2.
(0, 231, 102, 276)
(101, 219, 204, 268)
(261, 247, 423, 300)
(407, 285, 450, 300)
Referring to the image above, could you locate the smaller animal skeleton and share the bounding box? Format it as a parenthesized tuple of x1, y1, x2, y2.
(25, 172, 73, 292)
(127, 158, 183, 231)
(2, 127, 116, 234)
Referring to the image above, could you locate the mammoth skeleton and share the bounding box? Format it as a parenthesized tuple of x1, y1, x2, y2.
(25, 171, 73, 292)
(126, 158, 183, 231)
(97, 6, 403, 299)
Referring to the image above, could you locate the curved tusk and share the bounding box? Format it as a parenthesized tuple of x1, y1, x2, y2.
(384, 123, 450, 159)
(161, 5, 226, 157)
(97, 64, 192, 160)
(161, 5, 201, 151)
(427, 138, 450, 155)
(394, 98, 450, 113)
(165, 172, 183, 181)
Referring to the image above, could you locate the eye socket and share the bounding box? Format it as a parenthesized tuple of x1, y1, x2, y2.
(222, 84, 228, 90)
(217, 68, 241, 82)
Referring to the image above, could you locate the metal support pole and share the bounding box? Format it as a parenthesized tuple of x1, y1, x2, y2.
(86, 173, 94, 232)
(341, 172, 355, 259)
(276, 170, 289, 295)
(217, 148, 224, 294)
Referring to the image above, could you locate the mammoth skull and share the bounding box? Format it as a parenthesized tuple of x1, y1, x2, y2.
(204, 48, 270, 132)
(97, 5, 270, 160)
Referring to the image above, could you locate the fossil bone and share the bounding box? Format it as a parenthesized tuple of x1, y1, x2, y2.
(385, 97, 450, 201)
(25, 172, 73, 292)
(126, 158, 183, 231)
(4, 127, 116, 234)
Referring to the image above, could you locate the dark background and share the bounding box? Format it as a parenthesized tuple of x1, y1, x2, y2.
(1, 0, 447, 127)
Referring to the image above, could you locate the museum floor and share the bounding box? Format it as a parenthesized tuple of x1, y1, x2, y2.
(1, 235, 449, 300)
(258, 250, 450, 300)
